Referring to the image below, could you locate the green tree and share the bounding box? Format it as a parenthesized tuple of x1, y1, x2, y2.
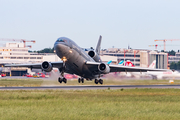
(170, 62, 176, 70)
(168, 50, 176, 56)
(177, 61, 180, 70)
(37, 48, 54, 53)
(161, 50, 165, 52)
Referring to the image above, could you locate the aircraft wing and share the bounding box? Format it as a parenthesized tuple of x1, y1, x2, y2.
(85, 61, 168, 73)
(109, 64, 167, 72)
(4, 61, 63, 69)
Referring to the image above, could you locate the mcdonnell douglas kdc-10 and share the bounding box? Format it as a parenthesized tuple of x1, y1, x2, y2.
(5, 36, 167, 84)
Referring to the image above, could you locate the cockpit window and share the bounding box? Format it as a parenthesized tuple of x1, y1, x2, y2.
(57, 39, 65, 42)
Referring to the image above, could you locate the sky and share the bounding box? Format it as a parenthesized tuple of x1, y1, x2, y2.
(0, 0, 180, 51)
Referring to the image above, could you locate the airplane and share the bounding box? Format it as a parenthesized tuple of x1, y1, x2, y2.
(125, 60, 179, 79)
(5, 35, 168, 84)
(147, 70, 180, 80)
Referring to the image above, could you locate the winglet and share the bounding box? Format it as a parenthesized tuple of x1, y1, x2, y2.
(95, 35, 102, 55)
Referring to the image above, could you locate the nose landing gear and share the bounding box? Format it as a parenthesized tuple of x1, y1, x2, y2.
(58, 61, 67, 84)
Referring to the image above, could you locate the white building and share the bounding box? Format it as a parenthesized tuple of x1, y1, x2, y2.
(0, 42, 60, 64)
(101, 48, 168, 69)
(168, 52, 180, 63)
(0, 42, 60, 76)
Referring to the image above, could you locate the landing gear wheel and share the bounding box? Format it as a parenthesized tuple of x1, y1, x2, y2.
(58, 61, 67, 84)
(78, 78, 81, 83)
(95, 79, 98, 84)
(58, 77, 62, 83)
(99, 79, 103, 85)
(82, 78, 84, 83)
(78, 78, 84, 83)
(63, 78, 67, 83)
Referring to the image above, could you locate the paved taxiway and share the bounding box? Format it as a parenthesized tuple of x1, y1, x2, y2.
(0, 85, 180, 90)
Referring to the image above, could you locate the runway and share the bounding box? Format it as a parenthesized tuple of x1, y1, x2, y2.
(1, 84, 180, 90)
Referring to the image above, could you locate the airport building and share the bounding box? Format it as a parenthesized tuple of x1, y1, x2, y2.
(148, 51, 168, 69)
(168, 52, 180, 63)
(101, 48, 168, 69)
(101, 48, 142, 66)
(0, 42, 60, 76)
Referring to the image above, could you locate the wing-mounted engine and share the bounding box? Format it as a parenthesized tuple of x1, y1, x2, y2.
(88, 50, 102, 62)
(98, 63, 110, 74)
(41, 61, 53, 72)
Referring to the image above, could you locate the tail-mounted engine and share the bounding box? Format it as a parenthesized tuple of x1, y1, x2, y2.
(98, 63, 110, 74)
(88, 50, 102, 62)
(41, 61, 53, 72)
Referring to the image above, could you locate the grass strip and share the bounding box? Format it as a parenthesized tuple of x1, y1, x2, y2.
(0, 89, 180, 120)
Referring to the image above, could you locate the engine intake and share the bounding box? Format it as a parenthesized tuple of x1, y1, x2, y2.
(88, 50, 102, 62)
(98, 63, 110, 74)
(41, 61, 53, 72)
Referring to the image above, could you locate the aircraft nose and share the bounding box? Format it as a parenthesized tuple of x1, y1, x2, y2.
(54, 42, 69, 58)
(54, 43, 65, 51)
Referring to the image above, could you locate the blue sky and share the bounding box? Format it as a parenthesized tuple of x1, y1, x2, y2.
(0, 0, 180, 51)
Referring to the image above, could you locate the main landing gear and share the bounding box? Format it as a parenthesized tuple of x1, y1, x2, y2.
(77, 78, 103, 84)
(58, 77, 67, 83)
(94, 79, 103, 85)
(78, 78, 84, 83)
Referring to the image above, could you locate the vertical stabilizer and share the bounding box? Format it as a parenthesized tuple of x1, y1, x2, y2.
(149, 60, 156, 68)
(107, 60, 112, 65)
(118, 60, 124, 65)
(95, 35, 102, 55)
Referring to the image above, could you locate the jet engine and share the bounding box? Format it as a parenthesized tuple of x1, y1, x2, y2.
(88, 50, 101, 62)
(41, 61, 53, 72)
(98, 63, 110, 74)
